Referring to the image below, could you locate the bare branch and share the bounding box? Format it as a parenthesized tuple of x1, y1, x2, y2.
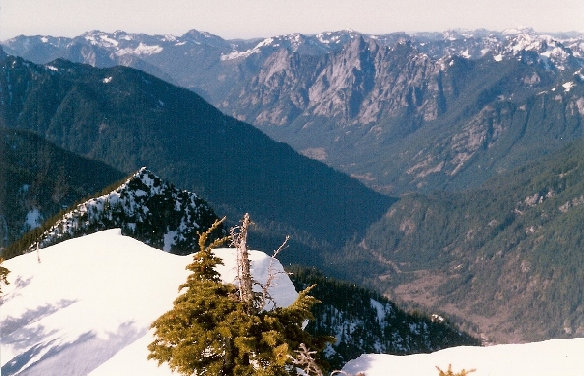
(259, 235, 290, 309)
(293, 343, 323, 376)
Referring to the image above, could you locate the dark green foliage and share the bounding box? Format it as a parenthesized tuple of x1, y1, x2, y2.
(333, 137, 584, 341)
(0, 258, 9, 294)
(148, 220, 328, 375)
(0, 127, 125, 253)
(288, 267, 479, 370)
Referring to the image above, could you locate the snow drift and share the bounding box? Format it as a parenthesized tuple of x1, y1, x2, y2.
(342, 338, 584, 376)
(0, 229, 297, 375)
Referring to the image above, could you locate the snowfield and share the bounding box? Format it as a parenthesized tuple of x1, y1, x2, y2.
(342, 338, 584, 376)
(0, 229, 297, 376)
(1, 229, 583, 376)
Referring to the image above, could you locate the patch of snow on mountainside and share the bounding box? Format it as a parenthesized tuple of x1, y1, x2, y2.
(23, 208, 42, 231)
(220, 37, 278, 61)
(0, 229, 297, 376)
(116, 42, 163, 56)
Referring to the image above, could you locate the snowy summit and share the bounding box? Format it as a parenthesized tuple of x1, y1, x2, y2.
(0, 229, 297, 375)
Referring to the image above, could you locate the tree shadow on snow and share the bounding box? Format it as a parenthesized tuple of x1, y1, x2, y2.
(0, 299, 77, 341)
(2, 321, 146, 376)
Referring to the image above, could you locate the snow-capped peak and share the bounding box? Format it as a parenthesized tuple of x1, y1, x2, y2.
(28, 168, 223, 255)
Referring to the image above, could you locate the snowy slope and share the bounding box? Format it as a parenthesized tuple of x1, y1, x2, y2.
(0, 229, 297, 376)
(342, 338, 584, 376)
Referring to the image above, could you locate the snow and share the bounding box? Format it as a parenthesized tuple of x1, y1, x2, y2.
(163, 230, 177, 251)
(342, 338, 584, 376)
(115, 43, 163, 56)
(99, 34, 118, 47)
(134, 42, 163, 55)
(102, 76, 112, 84)
(369, 298, 387, 323)
(24, 208, 42, 230)
(220, 37, 278, 61)
(1, 229, 298, 375)
(563, 81, 575, 92)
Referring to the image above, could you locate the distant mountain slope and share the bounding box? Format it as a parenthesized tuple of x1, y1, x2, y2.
(0, 52, 393, 265)
(288, 267, 478, 370)
(5, 168, 223, 258)
(4, 29, 584, 193)
(330, 137, 584, 343)
(0, 127, 125, 250)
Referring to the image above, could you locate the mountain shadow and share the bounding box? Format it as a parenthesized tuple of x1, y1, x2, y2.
(0, 127, 125, 250)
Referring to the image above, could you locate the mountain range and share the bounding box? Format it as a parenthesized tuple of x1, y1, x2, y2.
(4, 28, 584, 193)
(3, 27, 584, 345)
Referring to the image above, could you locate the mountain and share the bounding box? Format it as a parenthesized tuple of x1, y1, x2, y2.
(288, 267, 478, 370)
(0, 52, 392, 266)
(0, 127, 125, 250)
(0, 229, 298, 375)
(329, 136, 584, 343)
(5, 30, 584, 344)
(5, 168, 223, 258)
(342, 338, 584, 376)
(4, 29, 584, 194)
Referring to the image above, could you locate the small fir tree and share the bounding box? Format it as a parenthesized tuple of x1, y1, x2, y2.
(148, 215, 328, 375)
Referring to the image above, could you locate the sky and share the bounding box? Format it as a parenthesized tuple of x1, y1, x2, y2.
(1, 0, 584, 41)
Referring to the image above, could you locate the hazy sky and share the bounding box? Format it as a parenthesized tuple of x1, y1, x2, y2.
(1, 0, 583, 40)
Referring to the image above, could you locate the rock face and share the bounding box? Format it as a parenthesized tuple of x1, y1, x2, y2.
(29, 168, 224, 255)
(4, 29, 583, 193)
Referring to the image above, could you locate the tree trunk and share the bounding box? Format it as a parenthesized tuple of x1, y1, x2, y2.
(234, 213, 254, 311)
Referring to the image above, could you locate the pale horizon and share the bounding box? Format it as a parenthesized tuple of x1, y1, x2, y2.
(1, 0, 583, 41)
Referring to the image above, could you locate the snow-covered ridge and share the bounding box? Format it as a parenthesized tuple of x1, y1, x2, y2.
(4, 29, 583, 69)
(31, 167, 222, 254)
(1, 229, 297, 376)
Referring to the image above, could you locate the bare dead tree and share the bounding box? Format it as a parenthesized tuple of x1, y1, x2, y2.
(230, 213, 255, 312)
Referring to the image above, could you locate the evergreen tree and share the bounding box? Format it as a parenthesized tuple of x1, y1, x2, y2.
(0, 258, 9, 295)
(148, 216, 328, 375)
